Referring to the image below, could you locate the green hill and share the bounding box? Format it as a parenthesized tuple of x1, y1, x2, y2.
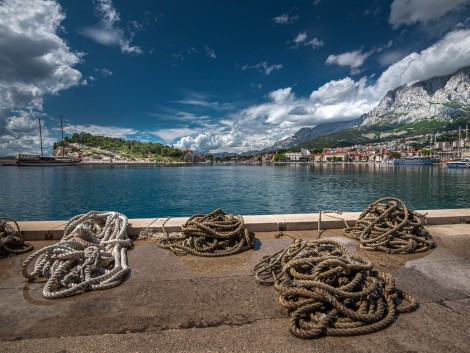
(55, 133, 184, 162)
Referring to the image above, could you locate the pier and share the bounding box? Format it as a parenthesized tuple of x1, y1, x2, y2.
(1, 210, 469, 352)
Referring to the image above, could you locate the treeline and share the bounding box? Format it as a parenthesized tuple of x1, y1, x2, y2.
(61, 133, 184, 159)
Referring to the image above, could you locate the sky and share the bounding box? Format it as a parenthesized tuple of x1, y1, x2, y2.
(1, 0, 470, 156)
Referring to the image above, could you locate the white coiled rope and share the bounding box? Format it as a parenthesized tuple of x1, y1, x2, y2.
(22, 211, 132, 299)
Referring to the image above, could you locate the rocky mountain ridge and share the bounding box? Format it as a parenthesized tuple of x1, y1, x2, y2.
(362, 66, 470, 126)
(264, 117, 363, 152)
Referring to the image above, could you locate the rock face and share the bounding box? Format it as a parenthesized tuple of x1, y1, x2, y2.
(266, 117, 363, 151)
(362, 66, 470, 126)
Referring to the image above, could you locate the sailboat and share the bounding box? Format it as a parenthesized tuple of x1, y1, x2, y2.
(445, 125, 470, 169)
(16, 117, 81, 166)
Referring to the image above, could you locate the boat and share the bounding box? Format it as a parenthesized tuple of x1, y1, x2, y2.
(392, 156, 438, 165)
(16, 153, 81, 166)
(445, 158, 470, 169)
(16, 117, 81, 166)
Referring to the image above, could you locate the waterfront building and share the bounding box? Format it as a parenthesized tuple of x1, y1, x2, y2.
(285, 148, 311, 162)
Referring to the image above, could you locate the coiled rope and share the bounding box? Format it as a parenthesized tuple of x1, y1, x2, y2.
(21, 211, 132, 299)
(343, 197, 436, 254)
(0, 217, 33, 257)
(156, 208, 256, 257)
(254, 238, 417, 339)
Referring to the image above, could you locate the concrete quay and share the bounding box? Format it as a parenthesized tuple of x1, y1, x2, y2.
(15, 208, 470, 240)
(0, 216, 469, 352)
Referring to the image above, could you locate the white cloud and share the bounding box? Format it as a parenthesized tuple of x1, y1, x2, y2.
(151, 128, 198, 142)
(326, 49, 373, 70)
(241, 62, 283, 75)
(95, 68, 113, 77)
(291, 32, 324, 49)
(294, 32, 308, 44)
(176, 132, 241, 151)
(272, 13, 298, 25)
(79, 0, 143, 55)
(174, 28, 470, 153)
(375, 28, 470, 94)
(0, 0, 84, 155)
(389, 0, 470, 28)
(205, 46, 216, 59)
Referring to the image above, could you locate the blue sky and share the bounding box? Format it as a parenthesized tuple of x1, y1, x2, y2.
(1, 0, 470, 155)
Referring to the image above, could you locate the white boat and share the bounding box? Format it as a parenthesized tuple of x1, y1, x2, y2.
(445, 158, 470, 169)
(392, 156, 438, 165)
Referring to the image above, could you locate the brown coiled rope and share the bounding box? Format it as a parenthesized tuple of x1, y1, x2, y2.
(343, 197, 436, 254)
(254, 239, 417, 339)
(157, 208, 255, 257)
(0, 217, 33, 257)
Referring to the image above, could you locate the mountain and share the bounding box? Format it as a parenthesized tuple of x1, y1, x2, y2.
(263, 117, 363, 152)
(289, 66, 470, 150)
(362, 66, 470, 126)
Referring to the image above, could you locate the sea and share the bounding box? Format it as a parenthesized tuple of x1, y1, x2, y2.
(0, 163, 469, 221)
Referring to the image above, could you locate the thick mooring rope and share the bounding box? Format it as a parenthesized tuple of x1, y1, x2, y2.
(0, 217, 33, 257)
(254, 238, 417, 339)
(21, 211, 132, 299)
(156, 208, 255, 257)
(343, 197, 436, 254)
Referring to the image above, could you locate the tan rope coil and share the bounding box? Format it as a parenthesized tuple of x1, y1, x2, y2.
(21, 211, 132, 299)
(343, 197, 436, 254)
(157, 208, 255, 256)
(254, 238, 417, 339)
(0, 217, 33, 257)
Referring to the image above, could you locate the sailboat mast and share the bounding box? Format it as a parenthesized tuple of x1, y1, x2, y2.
(38, 119, 43, 156)
(466, 124, 468, 152)
(61, 115, 64, 157)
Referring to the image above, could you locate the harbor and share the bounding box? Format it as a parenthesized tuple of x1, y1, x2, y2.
(1, 210, 469, 352)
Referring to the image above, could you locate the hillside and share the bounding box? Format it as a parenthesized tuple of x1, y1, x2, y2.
(298, 118, 470, 150)
(54, 133, 184, 162)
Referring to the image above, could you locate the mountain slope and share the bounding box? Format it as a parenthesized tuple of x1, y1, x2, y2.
(362, 66, 470, 126)
(264, 117, 363, 152)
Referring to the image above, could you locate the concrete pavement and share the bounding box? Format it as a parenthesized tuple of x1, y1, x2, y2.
(0, 225, 469, 353)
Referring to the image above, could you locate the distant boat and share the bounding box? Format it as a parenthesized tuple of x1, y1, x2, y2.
(445, 158, 470, 169)
(16, 116, 80, 166)
(16, 153, 81, 166)
(392, 156, 438, 165)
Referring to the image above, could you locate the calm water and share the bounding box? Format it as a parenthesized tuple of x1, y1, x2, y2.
(0, 163, 469, 221)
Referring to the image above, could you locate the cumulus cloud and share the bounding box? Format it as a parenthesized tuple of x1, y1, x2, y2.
(291, 31, 324, 49)
(389, 0, 470, 28)
(374, 28, 470, 94)
(0, 0, 84, 155)
(79, 0, 143, 55)
(241, 62, 283, 75)
(326, 49, 373, 71)
(175, 28, 470, 153)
